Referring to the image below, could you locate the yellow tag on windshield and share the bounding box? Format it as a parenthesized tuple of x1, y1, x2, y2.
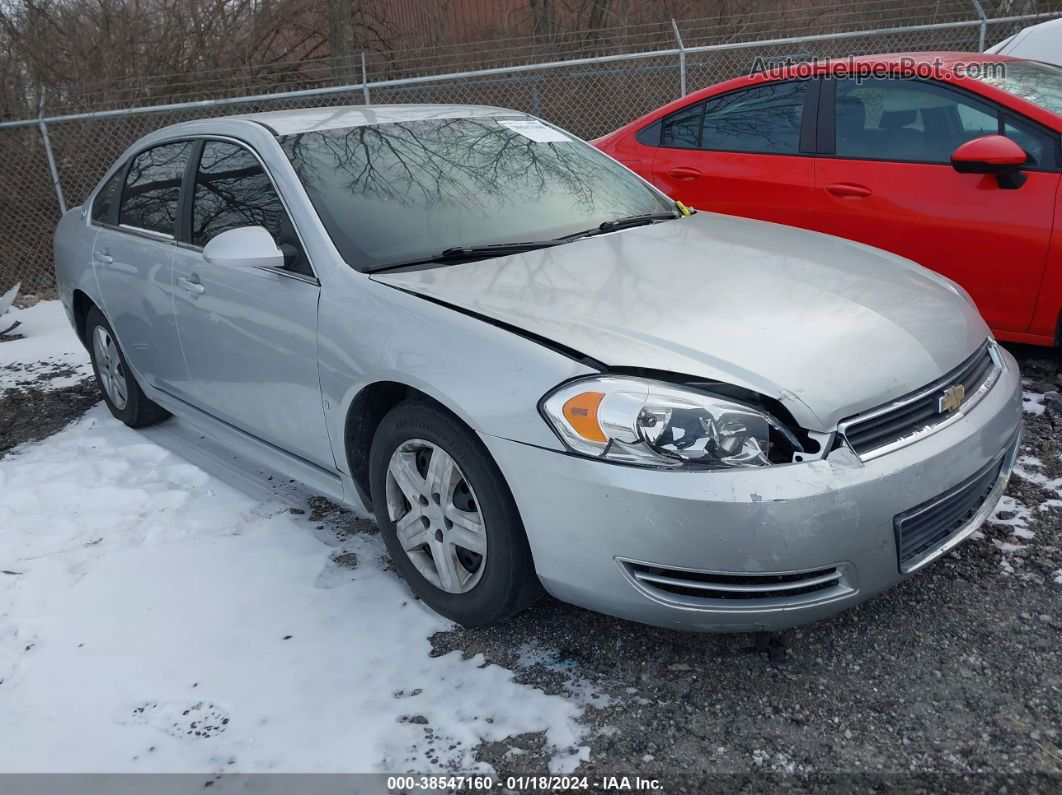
(675, 200, 692, 217)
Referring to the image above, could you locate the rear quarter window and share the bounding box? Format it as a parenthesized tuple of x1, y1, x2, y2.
(91, 170, 122, 224)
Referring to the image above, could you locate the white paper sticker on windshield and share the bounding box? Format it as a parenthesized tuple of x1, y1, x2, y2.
(497, 119, 572, 143)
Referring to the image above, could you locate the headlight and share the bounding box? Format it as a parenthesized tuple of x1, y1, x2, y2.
(540, 376, 798, 469)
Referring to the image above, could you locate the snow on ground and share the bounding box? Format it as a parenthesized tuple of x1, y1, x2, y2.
(0, 407, 588, 773)
(1013, 455, 1062, 493)
(1012, 455, 1062, 516)
(987, 494, 1034, 538)
(0, 302, 591, 774)
(1020, 389, 1046, 416)
(987, 452, 1062, 577)
(0, 301, 92, 392)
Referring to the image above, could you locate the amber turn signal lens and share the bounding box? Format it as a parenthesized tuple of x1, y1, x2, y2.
(561, 391, 607, 442)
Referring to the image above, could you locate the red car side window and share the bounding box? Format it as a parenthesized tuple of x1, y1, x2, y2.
(661, 102, 704, 148)
(835, 77, 1001, 163)
(655, 82, 808, 156)
(698, 81, 807, 155)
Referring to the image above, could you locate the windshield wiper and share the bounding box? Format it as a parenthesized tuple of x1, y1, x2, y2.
(439, 241, 563, 258)
(559, 212, 680, 242)
(368, 214, 680, 273)
(369, 241, 563, 273)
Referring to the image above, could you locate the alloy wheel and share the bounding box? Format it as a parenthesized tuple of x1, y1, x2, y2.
(385, 438, 487, 593)
(92, 325, 128, 410)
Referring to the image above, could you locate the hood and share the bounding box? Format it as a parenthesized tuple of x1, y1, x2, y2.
(373, 213, 989, 431)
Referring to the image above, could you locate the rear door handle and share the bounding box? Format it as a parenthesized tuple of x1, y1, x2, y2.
(825, 182, 872, 199)
(178, 276, 205, 296)
(93, 250, 113, 264)
(665, 167, 702, 180)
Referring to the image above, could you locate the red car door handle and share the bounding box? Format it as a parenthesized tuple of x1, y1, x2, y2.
(826, 182, 872, 199)
(666, 167, 702, 180)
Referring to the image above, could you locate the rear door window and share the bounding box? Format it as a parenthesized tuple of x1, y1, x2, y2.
(699, 81, 808, 154)
(119, 141, 193, 236)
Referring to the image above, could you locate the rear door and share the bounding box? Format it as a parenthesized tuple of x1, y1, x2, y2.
(813, 76, 1059, 334)
(91, 140, 194, 389)
(649, 80, 817, 227)
(170, 139, 333, 469)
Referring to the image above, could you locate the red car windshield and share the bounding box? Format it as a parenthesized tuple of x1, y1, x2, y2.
(974, 60, 1062, 116)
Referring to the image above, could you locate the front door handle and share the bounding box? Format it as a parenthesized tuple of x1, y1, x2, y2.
(826, 182, 872, 199)
(178, 276, 205, 296)
(666, 167, 702, 180)
(93, 250, 113, 264)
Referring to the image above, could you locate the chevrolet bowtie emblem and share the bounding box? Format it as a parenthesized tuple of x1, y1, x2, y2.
(938, 384, 965, 414)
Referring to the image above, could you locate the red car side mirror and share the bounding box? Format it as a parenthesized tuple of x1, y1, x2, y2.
(951, 135, 1029, 189)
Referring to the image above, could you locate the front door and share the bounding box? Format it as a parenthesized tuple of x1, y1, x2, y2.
(813, 76, 1058, 334)
(649, 80, 816, 228)
(170, 139, 333, 469)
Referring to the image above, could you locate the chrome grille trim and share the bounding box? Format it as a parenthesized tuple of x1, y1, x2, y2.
(838, 340, 1003, 461)
(633, 568, 843, 594)
(618, 559, 854, 611)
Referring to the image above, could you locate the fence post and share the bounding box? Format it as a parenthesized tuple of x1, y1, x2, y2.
(37, 99, 66, 216)
(361, 52, 371, 104)
(671, 18, 686, 97)
(970, 0, 988, 51)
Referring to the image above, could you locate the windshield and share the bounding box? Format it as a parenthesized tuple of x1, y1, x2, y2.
(974, 60, 1062, 116)
(279, 116, 675, 271)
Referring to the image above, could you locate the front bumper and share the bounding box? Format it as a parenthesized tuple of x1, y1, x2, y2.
(480, 348, 1023, 632)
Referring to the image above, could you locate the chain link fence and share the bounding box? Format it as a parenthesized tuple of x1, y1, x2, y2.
(0, 9, 1056, 294)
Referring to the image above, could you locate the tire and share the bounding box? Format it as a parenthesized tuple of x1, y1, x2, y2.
(85, 306, 169, 428)
(369, 399, 543, 626)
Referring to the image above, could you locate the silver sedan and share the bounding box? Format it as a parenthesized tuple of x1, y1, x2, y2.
(53, 105, 1022, 632)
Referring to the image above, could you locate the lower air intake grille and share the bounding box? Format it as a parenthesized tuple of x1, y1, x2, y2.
(622, 561, 851, 608)
(894, 456, 1004, 572)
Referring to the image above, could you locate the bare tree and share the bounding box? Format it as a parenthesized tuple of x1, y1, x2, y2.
(2, 0, 1055, 121)
(327, 0, 357, 81)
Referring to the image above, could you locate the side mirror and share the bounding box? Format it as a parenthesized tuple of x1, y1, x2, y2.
(950, 135, 1029, 189)
(202, 226, 285, 268)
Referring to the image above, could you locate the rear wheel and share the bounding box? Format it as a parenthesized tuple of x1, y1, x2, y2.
(85, 306, 169, 428)
(369, 400, 542, 625)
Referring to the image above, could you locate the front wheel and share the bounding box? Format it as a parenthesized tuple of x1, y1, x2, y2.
(85, 306, 169, 428)
(369, 400, 542, 626)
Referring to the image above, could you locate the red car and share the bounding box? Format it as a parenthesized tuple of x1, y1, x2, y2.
(595, 52, 1062, 346)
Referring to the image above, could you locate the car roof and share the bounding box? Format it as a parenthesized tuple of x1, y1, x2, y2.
(985, 17, 1062, 63)
(595, 49, 1062, 143)
(226, 104, 525, 135)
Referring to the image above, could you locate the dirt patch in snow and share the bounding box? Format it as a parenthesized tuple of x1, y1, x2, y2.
(0, 379, 100, 455)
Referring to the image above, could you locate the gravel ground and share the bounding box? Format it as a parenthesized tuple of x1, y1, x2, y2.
(2, 343, 1060, 791)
